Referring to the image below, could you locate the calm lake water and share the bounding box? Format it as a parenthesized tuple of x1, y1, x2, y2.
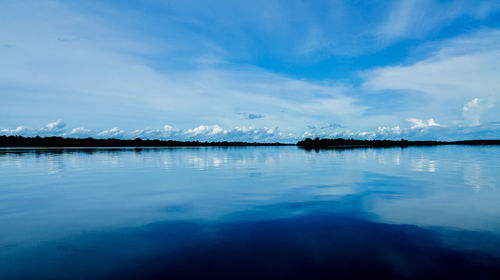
(1, 146, 499, 279)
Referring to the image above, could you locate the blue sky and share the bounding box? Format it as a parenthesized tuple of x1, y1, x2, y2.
(1, 0, 499, 142)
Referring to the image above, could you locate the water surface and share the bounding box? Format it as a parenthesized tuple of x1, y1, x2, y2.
(1, 146, 499, 279)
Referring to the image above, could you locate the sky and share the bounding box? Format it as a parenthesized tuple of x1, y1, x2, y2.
(1, 0, 499, 142)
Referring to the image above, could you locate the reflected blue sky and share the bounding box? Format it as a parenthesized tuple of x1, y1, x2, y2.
(0, 146, 499, 278)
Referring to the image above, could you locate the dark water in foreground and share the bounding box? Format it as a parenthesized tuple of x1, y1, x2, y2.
(1, 146, 499, 279)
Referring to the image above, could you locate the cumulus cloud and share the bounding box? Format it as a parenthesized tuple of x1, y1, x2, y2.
(377, 126, 402, 137)
(2, 119, 500, 142)
(185, 125, 224, 138)
(97, 127, 126, 138)
(302, 117, 445, 140)
(0, 121, 297, 142)
(0, 126, 34, 136)
(64, 127, 93, 138)
(179, 125, 295, 142)
(42, 120, 66, 133)
(0, 120, 67, 137)
(362, 29, 500, 126)
(407, 118, 440, 130)
(462, 98, 495, 126)
(373, 118, 443, 140)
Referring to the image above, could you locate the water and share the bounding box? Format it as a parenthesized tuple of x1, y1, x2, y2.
(0, 146, 499, 279)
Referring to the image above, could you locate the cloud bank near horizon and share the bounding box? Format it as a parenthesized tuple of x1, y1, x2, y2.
(2, 119, 499, 143)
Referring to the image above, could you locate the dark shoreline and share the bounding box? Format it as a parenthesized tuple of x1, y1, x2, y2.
(297, 137, 500, 149)
(1, 135, 500, 148)
(0, 135, 293, 147)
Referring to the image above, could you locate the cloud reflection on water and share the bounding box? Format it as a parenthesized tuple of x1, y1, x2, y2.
(0, 146, 499, 278)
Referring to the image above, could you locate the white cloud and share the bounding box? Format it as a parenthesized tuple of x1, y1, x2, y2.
(0, 120, 292, 142)
(407, 118, 440, 130)
(185, 125, 224, 137)
(462, 98, 495, 126)
(0, 0, 369, 133)
(2, 119, 500, 142)
(362, 29, 500, 126)
(0, 126, 33, 136)
(378, 0, 419, 39)
(0, 120, 67, 136)
(41, 120, 66, 134)
(64, 127, 93, 138)
(363, 31, 500, 101)
(377, 126, 402, 137)
(97, 127, 125, 138)
(377, 0, 499, 42)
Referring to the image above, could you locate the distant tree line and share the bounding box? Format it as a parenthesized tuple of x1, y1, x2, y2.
(1, 135, 499, 148)
(297, 137, 500, 149)
(0, 135, 290, 147)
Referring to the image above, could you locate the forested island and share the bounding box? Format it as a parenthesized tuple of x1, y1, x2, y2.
(1, 135, 499, 148)
(0, 135, 290, 147)
(297, 137, 500, 149)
